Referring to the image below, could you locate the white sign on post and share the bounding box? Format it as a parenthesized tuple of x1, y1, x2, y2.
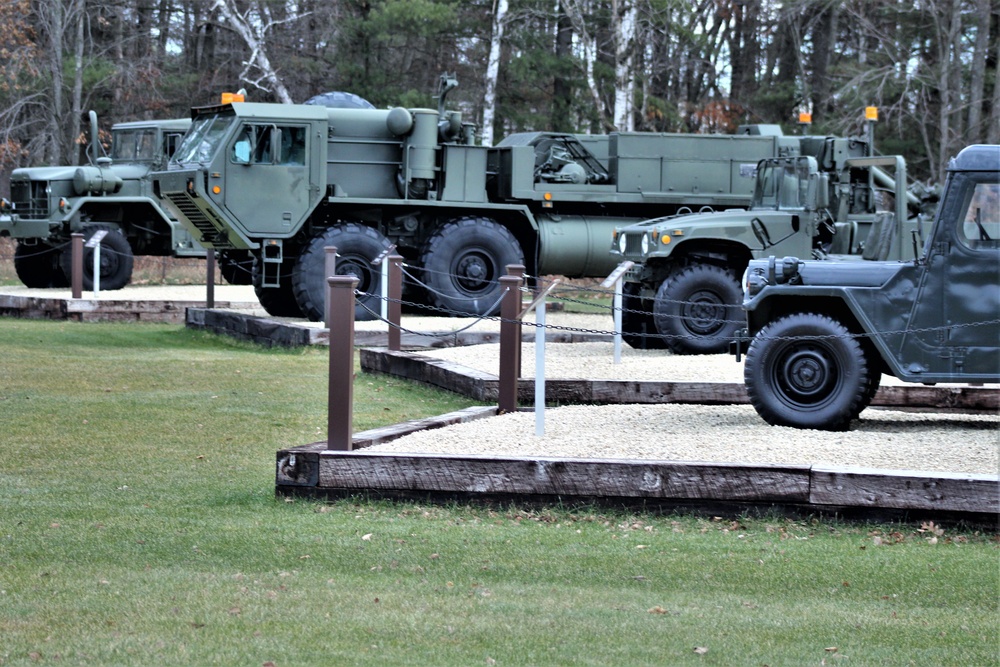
(374, 244, 396, 320)
(85, 230, 109, 297)
(601, 261, 633, 364)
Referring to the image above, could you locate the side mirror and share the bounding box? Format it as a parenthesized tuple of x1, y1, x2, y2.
(813, 173, 829, 210)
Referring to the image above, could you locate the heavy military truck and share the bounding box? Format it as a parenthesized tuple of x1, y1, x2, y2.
(0, 112, 245, 290)
(735, 144, 998, 430)
(609, 139, 926, 354)
(152, 77, 821, 321)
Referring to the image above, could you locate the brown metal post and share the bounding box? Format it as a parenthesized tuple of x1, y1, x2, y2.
(327, 275, 358, 451)
(387, 254, 403, 351)
(506, 264, 526, 376)
(71, 233, 84, 299)
(205, 251, 216, 308)
(324, 246, 338, 328)
(498, 274, 522, 414)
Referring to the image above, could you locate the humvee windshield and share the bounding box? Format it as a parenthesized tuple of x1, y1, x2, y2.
(173, 113, 234, 165)
(753, 160, 811, 210)
(112, 129, 158, 163)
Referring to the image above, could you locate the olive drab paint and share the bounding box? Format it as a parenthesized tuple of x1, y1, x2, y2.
(2, 113, 210, 290)
(152, 76, 842, 323)
(738, 144, 1000, 430)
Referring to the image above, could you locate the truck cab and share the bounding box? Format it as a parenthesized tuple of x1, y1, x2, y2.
(737, 144, 999, 430)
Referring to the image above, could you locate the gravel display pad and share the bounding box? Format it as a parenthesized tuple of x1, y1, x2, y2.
(364, 403, 998, 475)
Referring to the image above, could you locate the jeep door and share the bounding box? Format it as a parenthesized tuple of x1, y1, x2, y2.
(903, 171, 999, 378)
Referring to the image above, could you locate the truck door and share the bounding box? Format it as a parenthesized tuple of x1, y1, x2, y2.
(223, 123, 314, 236)
(904, 172, 999, 377)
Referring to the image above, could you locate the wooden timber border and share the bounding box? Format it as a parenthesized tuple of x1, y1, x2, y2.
(276, 407, 999, 522)
(1, 293, 257, 323)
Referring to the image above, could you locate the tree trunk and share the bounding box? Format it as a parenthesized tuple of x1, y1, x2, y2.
(45, 0, 65, 164)
(213, 0, 295, 104)
(552, 1, 574, 132)
(481, 0, 509, 147)
(70, 0, 86, 166)
(966, 0, 990, 141)
(612, 0, 637, 132)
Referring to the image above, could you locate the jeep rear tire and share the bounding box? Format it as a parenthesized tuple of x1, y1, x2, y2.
(652, 264, 742, 355)
(744, 313, 870, 431)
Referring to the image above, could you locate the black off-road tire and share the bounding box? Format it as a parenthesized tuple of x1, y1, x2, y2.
(418, 217, 524, 316)
(292, 223, 392, 322)
(14, 241, 67, 288)
(59, 225, 134, 290)
(744, 313, 870, 431)
(620, 282, 667, 350)
(252, 256, 305, 318)
(652, 264, 742, 355)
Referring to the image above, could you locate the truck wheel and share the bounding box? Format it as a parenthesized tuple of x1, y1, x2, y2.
(252, 256, 305, 318)
(292, 223, 392, 322)
(218, 251, 254, 285)
(744, 313, 870, 431)
(620, 282, 667, 349)
(14, 241, 67, 288)
(59, 226, 134, 290)
(418, 217, 524, 316)
(652, 264, 742, 355)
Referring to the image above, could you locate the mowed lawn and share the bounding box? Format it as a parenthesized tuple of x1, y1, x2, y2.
(0, 319, 996, 666)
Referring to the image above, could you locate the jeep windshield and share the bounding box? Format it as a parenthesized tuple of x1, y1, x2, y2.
(753, 159, 811, 210)
(172, 113, 235, 165)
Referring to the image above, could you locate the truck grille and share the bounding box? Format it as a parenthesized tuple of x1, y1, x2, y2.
(163, 192, 234, 248)
(10, 180, 48, 219)
(622, 232, 646, 257)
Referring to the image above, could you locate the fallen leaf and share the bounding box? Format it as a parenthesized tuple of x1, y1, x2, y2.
(229, 607, 241, 616)
(825, 646, 838, 652)
(648, 606, 668, 614)
(693, 646, 708, 655)
(361, 533, 372, 541)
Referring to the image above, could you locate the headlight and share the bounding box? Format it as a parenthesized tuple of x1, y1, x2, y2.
(640, 234, 649, 255)
(618, 233, 628, 254)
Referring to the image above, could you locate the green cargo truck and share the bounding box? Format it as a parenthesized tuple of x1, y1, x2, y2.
(0, 113, 227, 290)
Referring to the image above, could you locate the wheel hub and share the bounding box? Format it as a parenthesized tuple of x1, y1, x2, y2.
(455, 252, 491, 292)
(680, 291, 726, 335)
(780, 347, 834, 400)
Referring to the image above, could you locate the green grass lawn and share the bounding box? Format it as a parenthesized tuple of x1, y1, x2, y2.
(1, 319, 996, 666)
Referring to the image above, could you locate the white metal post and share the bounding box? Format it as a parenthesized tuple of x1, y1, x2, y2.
(613, 277, 623, 364)
(535, 297, 546, 436)
(381, 258, 389, 320)
(92, 243, 101, 297)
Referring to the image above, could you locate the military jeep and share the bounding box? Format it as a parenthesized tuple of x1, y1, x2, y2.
(736, 144, 999, 430)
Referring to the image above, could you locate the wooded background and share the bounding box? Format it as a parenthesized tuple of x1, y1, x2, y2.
(1, 0, 997, 193)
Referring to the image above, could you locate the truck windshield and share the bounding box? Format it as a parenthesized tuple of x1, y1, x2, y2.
(754, 161, 810, 210)
(173, 114, 234, 165)
(112, 129, 158, 162)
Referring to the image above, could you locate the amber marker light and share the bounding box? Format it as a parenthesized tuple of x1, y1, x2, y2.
(212, 185, 222, 195)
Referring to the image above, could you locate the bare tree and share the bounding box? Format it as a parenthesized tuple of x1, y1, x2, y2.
(212, 0, 301, 104)
(482, 0, 510, 146)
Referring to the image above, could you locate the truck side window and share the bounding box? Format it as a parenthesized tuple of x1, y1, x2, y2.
(231, 125, 274, 165)
(278, 126, 306, 165)
(959, 181, 999, 249)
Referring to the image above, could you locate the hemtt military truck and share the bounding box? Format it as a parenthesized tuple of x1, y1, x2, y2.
(610, 139, 925, 354)
(736, 144, 999, 430)
(153, 77, 842, 321)
(0, 112, 226, 290)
